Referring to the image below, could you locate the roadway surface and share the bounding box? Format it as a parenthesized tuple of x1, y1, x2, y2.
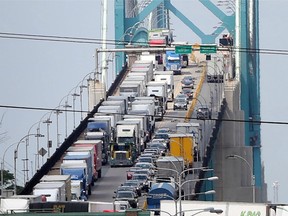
(87, 54, 224, 207)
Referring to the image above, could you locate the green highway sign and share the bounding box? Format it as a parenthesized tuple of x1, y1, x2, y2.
(200, 45, 217, 54)
(175, 45, 192, 54)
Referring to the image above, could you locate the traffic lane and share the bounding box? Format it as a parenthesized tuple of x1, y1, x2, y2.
(90, 166, 129, 202)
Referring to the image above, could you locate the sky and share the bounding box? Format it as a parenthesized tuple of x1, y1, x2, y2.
(0, 0, 287, 203)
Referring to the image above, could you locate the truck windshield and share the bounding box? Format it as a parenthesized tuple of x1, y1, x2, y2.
(87, 122, 107, 132)
(168, 59, 180, 63)
(112, 144, 131, 151)
(118, 137, 134, 143)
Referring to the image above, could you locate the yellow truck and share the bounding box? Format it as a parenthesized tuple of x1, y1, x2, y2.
(168, 134, 194, 168)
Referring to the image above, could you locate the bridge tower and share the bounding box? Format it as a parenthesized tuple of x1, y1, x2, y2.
(114, 0, 263, 202)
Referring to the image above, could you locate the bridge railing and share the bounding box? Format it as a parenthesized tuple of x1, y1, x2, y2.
(20, 64, 128, 195)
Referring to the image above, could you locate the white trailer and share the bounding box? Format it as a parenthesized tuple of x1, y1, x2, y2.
(40, 175, 72, 201)
(33, 182, 66, 202)
(154, 71, 174, 102)
(119, 82, 141, 98)
(160, 200, 268, 216)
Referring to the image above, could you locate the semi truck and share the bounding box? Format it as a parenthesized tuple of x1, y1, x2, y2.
(68, 144, 102, 180)
(146, 81, 168, 120)
(130, 101, 156, 134)
(110, 124, 139, 167)
(60, 161, 91, 198)
(153, 71, 174, 102)
(40, 175, 72, 201)
(155, 156, 184, 180)
(102, 100, 127, 115)
(147, 182, 177, 210)
(119, 82, 142, 98)
(169, 134, 194, 168)
(85, 116, 113, 165)
(165, 51, 182, 75)
(33, 182, 66, 202)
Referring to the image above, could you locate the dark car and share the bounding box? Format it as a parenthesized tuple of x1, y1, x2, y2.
(173, 98, 188, 110)
(116, 185, 140, 197)
(156, 127, 171, 134)
(181, 87, 193, 100)
(181, 76, 194, 88)
(196, 107, 212, 119)
(126, 167, 141, 180)
(132, 173, 150, 192)
(122, 180, 142, 196)
(113, 190, 138, 207)
(153, 132, 169, 140)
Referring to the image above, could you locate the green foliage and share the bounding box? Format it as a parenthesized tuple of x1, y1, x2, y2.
(0, 169, 14, 185)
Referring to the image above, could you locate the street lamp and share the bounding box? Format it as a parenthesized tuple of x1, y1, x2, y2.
(63, 100, 72, 138)
(71, 92, 80, 128)
(1, 141, 24, 196)
(191, 207, 223, 216)
(54, 107, 63, 148)
(155, 164, 218, 216)
(43, 118, 52, 158)
(226, 154, 255, 203)
(152, 207, 223, 216)
(14, 133, 44, 195)
(79, 84, 88, 120)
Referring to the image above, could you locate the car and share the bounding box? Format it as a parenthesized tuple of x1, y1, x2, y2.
(139, 153, 158, 162)
(113, 190, 138, 206)
(150, 138, 169, 150)
(196, 107, 212, 119)
(137, 156, 154, 164)
(173, 98, 188, 110)
(156, 127, 171, 134)
(147, 142, 167, 154)
(134, 168, 154, 177)
(175, 93, 189, 102)
(181, 87, 193, 100)
(116, 185, 140, 197)
(134, 162, 156, 170)
(131, 173, 150, 192)
(153, 132, 169, 140)
(126, 167, 142, 180)
(122, 180, 142, 196)
(181, 76, 194, 88)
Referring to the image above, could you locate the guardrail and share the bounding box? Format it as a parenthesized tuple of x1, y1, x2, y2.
(184, 64, 207, 122)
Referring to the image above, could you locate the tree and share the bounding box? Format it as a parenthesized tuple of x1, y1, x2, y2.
(0, 169, 14, 185)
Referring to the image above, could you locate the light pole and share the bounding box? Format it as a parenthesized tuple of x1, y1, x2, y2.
(79, 84, 87, 120)
(177, 175, 219, 216)
(63, 100, 72, 138)
(72, 92, 80, 128)
(151, 207, 223, 216)
(191, 208, 223, 216)
(43, 118, 52, 158)
(1, 141, 24, 196)
(54, 107, 63, 148)
(155, 165, 218, 216)
(14, 133, 44, 195)
(273, 181, 279, 204)
(226, 154, 255, 203)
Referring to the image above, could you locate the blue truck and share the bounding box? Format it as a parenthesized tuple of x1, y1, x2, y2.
(146, 182, 177, 210)
(60, 152, 94, 199)
(165, 51, 182, 75)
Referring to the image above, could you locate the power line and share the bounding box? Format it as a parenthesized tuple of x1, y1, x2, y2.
(0, 104, 288, 126)
(1, 32, 288, 55)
